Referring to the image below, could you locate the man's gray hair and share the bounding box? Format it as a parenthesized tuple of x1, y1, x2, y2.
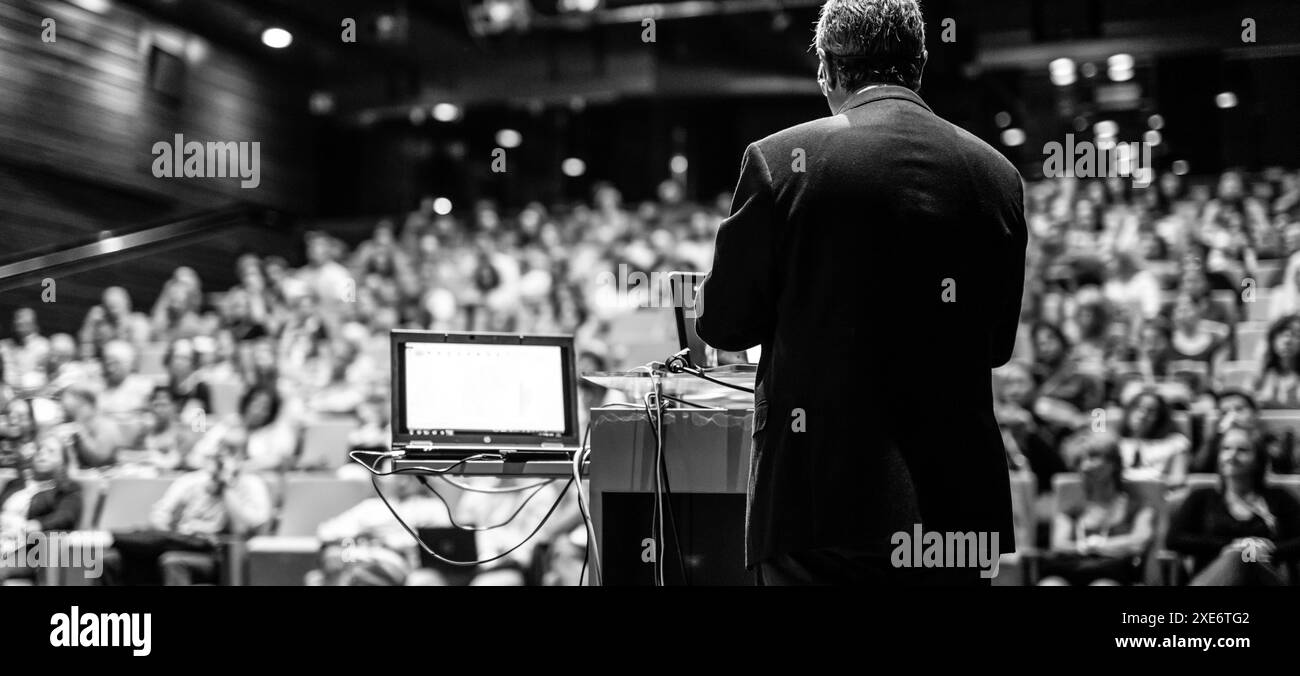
(814, 0, 928, 92)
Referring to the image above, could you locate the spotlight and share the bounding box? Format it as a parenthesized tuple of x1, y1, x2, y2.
(562, 158, 586, 177)
(994, 111, 1011, 129)
(432, 103, 461, 122)
(1000, 128, 1026, 147)
(1107, 54, 1134, 82)
(1147, 114, 1164, 130)
(433, 197, 453, 216)
(670, 154, 688, 174)
(1172, 160, 1189, 176)
(261, 27, 292, 49)
(495, 129, 523, 148)
(1049, 58, 1076, 86)
(1215, 92, 1238, 109)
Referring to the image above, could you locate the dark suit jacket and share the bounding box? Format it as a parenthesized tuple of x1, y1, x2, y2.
(0, 475, 84, 531)
(695, 85, 1028, 567)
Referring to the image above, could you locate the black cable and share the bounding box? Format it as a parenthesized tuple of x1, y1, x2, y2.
(660, 393, 711, 409)
(644, 389, 688, 585)
(371, 471, 575, 568)
(414, 474, 555, 532)
(680, 366, 755, 394)
(349, 450, 496, 476)
(579, 534, 589, 587)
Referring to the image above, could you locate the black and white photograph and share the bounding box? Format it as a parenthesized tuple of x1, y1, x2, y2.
(0, 0, 1298, 659)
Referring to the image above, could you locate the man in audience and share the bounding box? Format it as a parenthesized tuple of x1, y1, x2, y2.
(0, 308, 50, 391)
(106, 426, 272, 585)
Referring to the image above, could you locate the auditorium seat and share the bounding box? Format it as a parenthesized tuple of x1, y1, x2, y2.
(1259, 409, 1300, 438)
(296, 419, 360, 470)
(74, 476, 105, 530)
(95, 477, 176, 532)
(273, 476, 375, 536)
(1246, 290, 1274, 322)
(1217, 361, 1259, 391)
(241, 476, 375, 585)
(1256, 259, 1285, 288)
(1235, 322, 1268, 363)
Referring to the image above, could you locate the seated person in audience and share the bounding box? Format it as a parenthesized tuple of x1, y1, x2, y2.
(1255, 314, 1300, 408)
(1028, 321, 1103, 435)
(1168, 292, 1229, 384)
(1063, 289, 1111, 371)
(0, 433, 83, 583)
(80, 287, 151, 348)
(164, 338, 211, 414)
(308, 474, 449, 586)
(1117, 390, 1190, 485)
(188, 386, 296, 472)
(1167, 424, 1300, 585)
(117, 386, 195, 474)
(41, 333, 93, 395)
(55, 386, 126, 469)
(994, 361, 1067, 494)
(1192, 389, 1296, 474)
(105, 427, 272, 585)
(96, 340, 155, 442)
(1038, 431, 1156, 586)
(0, 397, 39, 467)
(0, 307, 51, 391)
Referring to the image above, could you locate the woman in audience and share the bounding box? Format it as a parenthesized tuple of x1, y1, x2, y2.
(165, 337, 211, 414)
(1167, 424, 1300, 585)
(1255, 314, 1300, 408)
(1029, 321, 1103, 434)
(129, 386, 196, 473)
(0, 433, 84, 583)
(188, 386, 296, 472)
(994, 361, 1067, 494)
(1168, 292, 1230, 383)
(1193, 389, 1296, 475)
(1117, 389, 1190, 485)
(1038, 431, 1156, 586)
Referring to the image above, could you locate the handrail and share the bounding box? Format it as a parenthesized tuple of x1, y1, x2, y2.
(0, 206, 270, 289)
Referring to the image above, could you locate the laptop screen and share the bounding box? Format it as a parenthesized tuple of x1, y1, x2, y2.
(390, 331, 579, 450)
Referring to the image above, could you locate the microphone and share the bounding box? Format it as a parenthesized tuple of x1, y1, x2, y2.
(664, 348, 692, 373)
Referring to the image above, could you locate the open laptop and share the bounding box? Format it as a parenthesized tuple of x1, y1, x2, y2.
(390, 331, 581, 459)
(668, 271, 760, 368)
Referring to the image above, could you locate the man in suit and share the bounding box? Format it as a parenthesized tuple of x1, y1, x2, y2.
(694, 0, 1027, 585)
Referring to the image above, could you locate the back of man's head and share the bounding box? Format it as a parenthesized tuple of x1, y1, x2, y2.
(814, 0, 928, 92)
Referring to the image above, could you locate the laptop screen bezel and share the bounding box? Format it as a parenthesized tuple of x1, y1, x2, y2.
(389, 330, 581, 449)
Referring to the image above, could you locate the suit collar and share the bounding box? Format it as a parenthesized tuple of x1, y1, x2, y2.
(835, 85, 932, 116)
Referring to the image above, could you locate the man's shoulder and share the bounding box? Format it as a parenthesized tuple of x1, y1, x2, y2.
(749, 116, 846, 157)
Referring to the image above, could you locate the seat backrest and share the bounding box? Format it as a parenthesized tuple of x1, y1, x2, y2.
(275, 476, 374, 537)
(208, 380, 245, 419)
(1053, 473, 1165, 517)
(1260, 410, 1300, 438)
(1235, 324, 1268, 363)
(74, 477, 106, 530)
(96, 477, 176, 531)
(1246, 289, 1274, 322)
(1268, 474, 1300, 504)
(1218, 361, 1259, 390)
(297, 419, 360, 470)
